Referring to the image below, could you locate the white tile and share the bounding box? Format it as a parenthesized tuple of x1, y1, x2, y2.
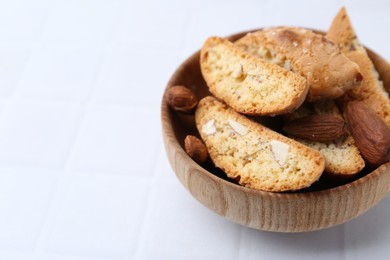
(0, 46, 31, 98)
(0, 100, 82, 169)
(40, 254, 107, 260)
(344, 197, 390, 260)
(16, 47, 102, 103)
(0, 0, 52, 44)
(94, 49, 180, 106)
(44, 174, 150, 259)
(0, 100, 6, 114)
(184, 2, 271, 54)
(340, 3, 390, 62)
(41, 0, 122, 47)
(113, 3, 190, 49)
(268, 0, 345, 30)
(40, 255, 107, 260)
(238, 225, 344, 260)
(70, 105, 160, 175)
(0, 252, 37, 260)
(0, 169, 59, 252)
(153, 140, 176, 180)
(136, 180, 241, 260)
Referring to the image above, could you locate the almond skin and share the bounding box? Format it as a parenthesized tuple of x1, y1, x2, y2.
(345, 101, 390, 167)
(165, 85, 198, 113)
(184, 135, 209, 164)
(283, 114, 346, 141)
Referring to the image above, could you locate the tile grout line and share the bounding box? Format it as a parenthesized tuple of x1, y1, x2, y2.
(25, 0, 84, 254)
(4, 0, 65, 250)
(31, 0, 131, 256)
(132, 175, 161, 259)
(2, 0, 66, 258)
(7, 0, 58, 104)
(236, 226, 246, 260)
(132, 142, 174, 258)
(342, 223, 348, 260)
(0, 0, 59, 174)
(2, 0, 181, 257)
(31, 47, 107, 257)
(58, 0, 133, 175)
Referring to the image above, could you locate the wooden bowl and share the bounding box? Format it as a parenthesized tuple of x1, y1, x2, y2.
(161, 30, 390, 232)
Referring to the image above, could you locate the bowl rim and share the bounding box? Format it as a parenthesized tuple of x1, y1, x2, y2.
(161, 27, 390, 199)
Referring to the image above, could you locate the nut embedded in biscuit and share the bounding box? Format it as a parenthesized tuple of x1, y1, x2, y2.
(202, 119, 216, 135)
(269, 140, 290, 166)
(228, 119, 248, 136)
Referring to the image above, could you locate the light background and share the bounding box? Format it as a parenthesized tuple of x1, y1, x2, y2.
(0, 0, 389, 259)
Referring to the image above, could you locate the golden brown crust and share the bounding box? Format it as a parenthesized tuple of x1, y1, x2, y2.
(326, 7, 359, 53)
(195, 96, 325, 192)
(367, 51, 390, 95)
(235, 27, 362, 102)
(200, 36, 308, 116)
(327, 7, 390, 127)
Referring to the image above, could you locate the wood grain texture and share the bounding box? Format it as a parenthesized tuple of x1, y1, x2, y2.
(161, 29, 390, 232)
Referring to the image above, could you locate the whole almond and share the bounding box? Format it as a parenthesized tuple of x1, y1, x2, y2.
(184, 135, 209, 164)
(345, 101, 390, 167)
(283, 114, 346, 141)
(165, 85, 198, 113)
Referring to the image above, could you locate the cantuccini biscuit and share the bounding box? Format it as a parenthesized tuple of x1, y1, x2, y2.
(235, 27, 362, 101)
(327, 7, 390, 127)
(195, 96, 325, 192)
(200, 36, 308, 116)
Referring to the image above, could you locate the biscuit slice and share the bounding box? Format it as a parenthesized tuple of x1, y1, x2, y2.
(367, 51, 390, 95)
(284, 100, 365, 177)
(327, 7, 390, 126)
(235, 27, 362, 102)
(195, 96, 325, 192)
(200, 36, 308, 116)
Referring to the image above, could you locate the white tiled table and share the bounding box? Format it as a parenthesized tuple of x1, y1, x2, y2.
(0, 0, 390, 259)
